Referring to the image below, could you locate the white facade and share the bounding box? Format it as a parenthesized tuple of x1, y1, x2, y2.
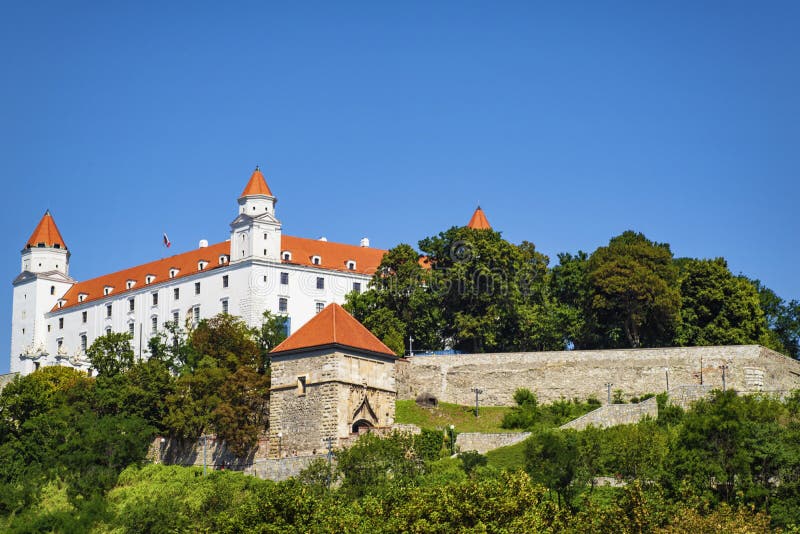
(9, 170, 380, 376)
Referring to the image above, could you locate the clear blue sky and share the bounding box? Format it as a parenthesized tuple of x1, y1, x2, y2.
(2, 2, 798, 373)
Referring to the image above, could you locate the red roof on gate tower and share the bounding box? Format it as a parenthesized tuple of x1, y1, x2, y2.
(270, 303, 396, 357)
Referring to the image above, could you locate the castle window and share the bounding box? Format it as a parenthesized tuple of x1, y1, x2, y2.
(263, 249, 267, 255)
(173, 311, 179, 324)
(80, 334, 87, 353)
(174, 288, 180, 300)
(297, 376, 307, 395)
(50, 285, 55, 295)
(347, 260, 356, 271)
(218, 255, 228, 265)
(47, 324, 51, 332)
(151, 316, 158, 334)
(87, 369, 93, 377)
(126, 280, 136, 289)
(146, 275, 155, 284)
(280, 272, 289, 285)
(54, 244, 60, 249)
(59, 317, 64, 329)
(169, 269, 179, 279)
(106, 327, 111, 335)
(316, 302, 325, 314)
(78, 294, 87, 302)
(34, 361, 40, 370)
(193, 306, 200, 326)
(198, 261, 207, 271)
(129, 298, 135, 312)
(82, 311, 87, 323)
(57, 338, 62, 349)
(129, 323, 135, 336)
(353, 282, 361, 293)
(279, 297, 288, 312)
(316, 277, 324, 290)
(152, 292, 158, 306)
(282, 251, 291, 261)
(104, 286, 113, 295)
(194, 282, 200, 295)
(221, 299, 229, 314)
(312, 255, 322, 265)
(263, 233, 268, 240)
(106, 304, 112, 318)
(222, 275, 229, 288)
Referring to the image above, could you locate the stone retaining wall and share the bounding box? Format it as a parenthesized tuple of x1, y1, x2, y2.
(0, 372, 19, 392)
(455, 432, 531, 454)
(397, 345, 800, 405)
(560, 397, 659, 431)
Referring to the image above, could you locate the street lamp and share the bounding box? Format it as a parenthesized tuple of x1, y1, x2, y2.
(448, 424, 456, 455)
(470, 387, 483, 417)
(720, 364, 729, 392)
(605, 382, 613, 405)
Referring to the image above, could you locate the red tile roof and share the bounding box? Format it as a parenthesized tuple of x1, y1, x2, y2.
(281, 235, 385, 275)
(467, 206, 492, 230)
(26, 210, 67, 249)
(240, 167, 273, 197)
(270, 303, 396, 356)
(52, 236, 385, 312)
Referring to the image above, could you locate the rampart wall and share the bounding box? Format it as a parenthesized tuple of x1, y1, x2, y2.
(397, 345, 800, 405)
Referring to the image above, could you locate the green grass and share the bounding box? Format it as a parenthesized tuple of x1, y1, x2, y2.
(485, 439, 528, 471)
(395, 400, 516, 433)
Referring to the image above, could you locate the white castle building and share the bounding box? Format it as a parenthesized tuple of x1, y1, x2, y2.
(10, 168, 387, 375)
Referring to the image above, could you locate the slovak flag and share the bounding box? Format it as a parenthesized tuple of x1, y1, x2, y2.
(163, 233, 171, 248)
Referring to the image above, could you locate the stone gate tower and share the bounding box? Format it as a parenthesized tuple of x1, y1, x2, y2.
(268, 303, 398, 457)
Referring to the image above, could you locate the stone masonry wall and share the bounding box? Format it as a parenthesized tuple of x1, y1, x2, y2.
(397, 345, 800, 405)
(0, 372, 19, 392)
(455, 432, 531, 454)
(560, 397, 660, 431)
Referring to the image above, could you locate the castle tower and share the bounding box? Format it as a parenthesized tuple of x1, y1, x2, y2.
(466, 205, 492, 230)
(11, 211, 75, 374)
(230, 166, 282, 263)
(268, 303, 398, 457)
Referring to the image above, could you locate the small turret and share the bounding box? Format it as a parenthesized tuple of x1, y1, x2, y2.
(21, 210, 70, 275)
(466, 206, 492, 230)
(231, 166, 282, 263)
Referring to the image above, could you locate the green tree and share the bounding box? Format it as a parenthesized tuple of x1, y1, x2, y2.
(675, 258, 773, 348)
(86, 332, 135, 376)
(524, 429, 582, 507)
(254, 310, 288, 372)
(588, 231, 681, 348)
(753, 279, 800, 358)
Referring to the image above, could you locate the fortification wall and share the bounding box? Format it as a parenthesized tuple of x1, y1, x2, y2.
(397, 345, 800, 405)
(0, 372, 19, 392)
(560, 397, 659, 431)
(455, 432, 531, 454)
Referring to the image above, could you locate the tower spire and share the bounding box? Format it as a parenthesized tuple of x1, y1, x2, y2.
(26, 210, 67, 249)
(240, 166, 273, 197)
(466, 206, 492, 230)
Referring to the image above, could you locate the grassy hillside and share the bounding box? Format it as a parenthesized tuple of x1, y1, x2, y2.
(486, 439, 528, 471)
(395, 400, 516, 433)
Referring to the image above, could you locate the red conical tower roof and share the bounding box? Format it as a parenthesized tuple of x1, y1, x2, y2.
(271, 303, 396, 357)
(26, 210, 67, 249)
(467, 206, 492, 230)
(240, 166, 273, 197)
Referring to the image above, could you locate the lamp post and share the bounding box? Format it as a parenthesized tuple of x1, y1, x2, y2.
(605, 382, 613, 405)
(665, 368, 670, 392)
(720, 364, 729, 392)
(470, 387, 483, 417)
(449, 424, 456, 455)
(199, 434, 209, 476)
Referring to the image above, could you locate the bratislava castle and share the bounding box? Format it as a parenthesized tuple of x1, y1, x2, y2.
(10, 168, 387, 375)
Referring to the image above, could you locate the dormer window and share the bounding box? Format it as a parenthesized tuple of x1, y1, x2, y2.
(57, 299, 65, 309)
(104, 286, 113, 296)
(145, 275, 155, 284)
(282, 251, 292, 261)
(78, 293, 87, 303)
(169, 268, 179, 279)
(198, 261, 208, 271)
(311, 255, 322, 266)
(346, 260, 356, 271)
(218, 255, 228, 265)
(126, 280, 136, 289)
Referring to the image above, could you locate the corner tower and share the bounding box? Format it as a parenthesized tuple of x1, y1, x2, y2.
(230, 166, 282, 263)
(11, 211, 75, 374)
(466, 205, 492, 230)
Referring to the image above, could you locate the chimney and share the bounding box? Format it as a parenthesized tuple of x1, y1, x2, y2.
(199, 239, 208, 248)
(360, 237, 370, 248)
(319, 236, 328, 242)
